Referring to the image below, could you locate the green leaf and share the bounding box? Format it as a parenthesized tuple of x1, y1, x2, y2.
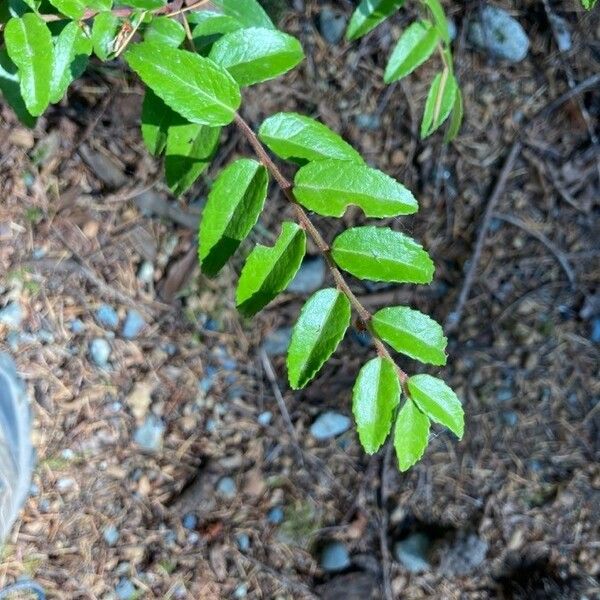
(211, 0, 274, 29)
(91, 11, 120, 61)
(258, 112, 363, 164)
(47, 0, 87, 19)
(346, 0, 405, 41)
(353, 357, 401, 454)
(407, 374, 464, 438)
(209, 27, 304, 87)
(287, 288, 351, 389)
(121, 0, 164, 8)
(4, 13, 53, 117)
(384, 20, 439, 83)
(294, 159, 417, 218)
(0, 48, 36, 126)
(394, 399, 430, 472)
(423, 0, 449, 43)
(125, 41, 241, 127)
(331, 226, 434, 284)
(372, 306, 447, 366)
(581, 0, 597, 8)
(236, 222, 306, 317)
(421, 70, 457, 138)
(444, 87, 463, 143)
(199, 159, 269, 277)
(50, 21, 92, 104)
(189, 11, 243, 36)
(140, 88, 177, 155)
(164, 121, 221, 196)
(144, 16, 185, 47)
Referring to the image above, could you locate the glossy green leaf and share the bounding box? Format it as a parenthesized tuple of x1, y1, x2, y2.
(353, 357, 401, 453)
(0, 48, 36, 126)
(211, 0, 274, 29)
(91, 11, 120, 61)
(346, 0, 405, 41)
(189, 11, 243, 36)
(47, 0, 88, 19)
(421, 70, 457, 138)
(581, 0, 597, 8)
(164, 122, 221, 196)
(199, 159, 269, 277)
(144, 16, 185, 47)
(4, 14, 53, 116)
(140, 88, 177, 155)
(408, 375, 464, 438)
(126, 41, 241, 126)
(236, 222, 306, 317)
(394, 399, 430, 472)
(287, 288, 351, 389)
(209, 27, 304, 87)
(444, 87, 463, 143)
(50, 22, 92, 104)
(122, 0, 164, 8)
(258, 112, 363, 164)
(423, 0, 450, 43)
(331, 226, 434, 284)
(372, 306, 447, 366)
(294, 159, 417, 218)
(384, 20, 439, 83)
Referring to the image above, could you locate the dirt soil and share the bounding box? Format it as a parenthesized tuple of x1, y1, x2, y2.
(0, 1, 599, 598)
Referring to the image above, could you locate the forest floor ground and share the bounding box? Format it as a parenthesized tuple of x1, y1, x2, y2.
(0, 1, 599, 598)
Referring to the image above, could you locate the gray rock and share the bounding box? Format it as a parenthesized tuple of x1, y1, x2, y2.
(501, 410, 518, 427)
(69, 319, 85, 334)
(122, 310, 146, 339)
(134, 415, 165, 452)
(355, 113, 380, 131)
(257, 411, 273, 426)
(216, 476, 237, 498)
(89, 338, 111, 367)
(591, 318, 600, 343)
(495, 387, 512, 402)
(262, 327, 291, 356)
(0, 302, 23, 329)
(319, 541, 351, 572)
(393, 533, 431, 572)
(234, 584, 248, 599)
(287, 257, 326, 294)
(137, 260, 155, 284)
(548, 13, 572, 53)
(439, 533, 488, 575)
(56, 477, 75, 493)
(468, 5, 529, 62)
(236, 533, 250, 551)
(319, 8, 347, 45)
(182, 513, 197, 530)
(103, 525, 120, 546)
(115, 578, 136, 600)
(95, 304, 119, 329)
(310, 411, 351, 440)
(267, 506, 284, 525)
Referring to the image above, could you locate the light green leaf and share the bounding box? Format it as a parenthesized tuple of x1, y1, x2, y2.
(294, 159, 417, 218)
(50, 22, 92, 104)
(4, 13, 53, 116)
(372, 306, 447, 366)
(0, 48, 36, 126)
(287, 288, 351, 389)
(199, 159, 269, 277)
(408, 374, 463, 438)
(189, 11, 243, 36)
(394, 399, 430, 472)
(164, 122, 221, 196)
(91, 11, 120, 61)
(140, 88, 177, 155)
(353, 357, 401, 454)
(121, 0, 164, 8)
(126, 41, 241, 127)
(384, 20, 439, 83)
(144, 16, 185, 47)
(47, 0, 87, 19)
(236, 222, 306, 317)
(331, 226, 434, 284)
(211, 0, 274, 29)
(421, 69, 457, 138)
(209, 27, 304, 87)
(346, 0, 405, 41)
(444, 87, 463, 143)
(423, 0, 450, 43)
(581, 0, 597, 8)
(258, 112, 363, 164)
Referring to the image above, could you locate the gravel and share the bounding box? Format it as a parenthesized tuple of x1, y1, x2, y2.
(216, 476, 237, 498)
(89, 338, 111, 367)
(393, 533, 431, 573)
(318, 8, 346, 45)
(133, 415, 165, 452)
(319, 541, 351, 572)
(0, 302, 23, 329)
(122, 310, 146, 339)
(95, 304, 119, 329)
(310, 411, 351, 440)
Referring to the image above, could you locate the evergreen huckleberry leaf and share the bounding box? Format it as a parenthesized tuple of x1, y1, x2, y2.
(423, 0, 450, 43)
(164, 121, 221, 197)
(211, 0, 275, 30)
(144, 16, 186, 48)
(384, 20, 439, 83)
(287, 288, 351, 389)
(407, 374, 464, 438)
(91, 11, 120, 61)
(0, 48, 36, 127)
(444, 87, 463, 143)
(209, 27, 304, 87)
(140, 88, 177, 156)
(121, 0, 165, 9)
(4, 13, 53, 116)
(125, 41, 241, 127)
(352, 357, 401, 454)
(372, 306, 447, 366)
(189, 11, 243, 37)
(199, 159, 269, 277)
(394, 398, 430, 471)
(50, 21, 92, 104)
(47, 0, 93, 19)
(346, 0, 405, 41)
(421, 69, 458, 138)
(236, 222, 306, 317)
(294, 159, 417, 218)
(581, 0, 597, 8)
(258, 112, 363, 164)
(331, 226, 434, 284)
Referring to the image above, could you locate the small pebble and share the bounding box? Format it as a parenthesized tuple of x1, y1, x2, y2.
(310, 411, 351, 440)
(319, 541, 351, 572)
(56, 477, 75, 493)
(95, 304, 119, 329)
(234, 584, 248, 599)
(187, 532, 200, 544)
(318, 7, 347, 45)
(0, 302, 23, 329)
(495, 387, 512, 403)
(61, 448, 75, 460)
(393, 533, 431, 573)
(548, 12, 572, 53)
(89, 338, 111, 367)
(216, 476, 237, 499)
(262, 327, 291, 356)
(287, 256, 326, 294)
(103, 525, 120, 546)
(257, 411, 273, 426)
(137, 260, 155, 284)
(122, 310, 146, 339)
(591, 318, 600, 343)
(115, 578, 136, 600)
(236, 533, 250, 551)
(69, 319, 85, 334)
(134, 415, 165, 452)
(355, 113, 380, 131)
(182, 513, 198, 530)
(501, 410, 518, 427)
(267, 506, 284, 525)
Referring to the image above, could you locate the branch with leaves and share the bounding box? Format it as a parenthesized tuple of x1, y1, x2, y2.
(0, 0, 464, 471)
